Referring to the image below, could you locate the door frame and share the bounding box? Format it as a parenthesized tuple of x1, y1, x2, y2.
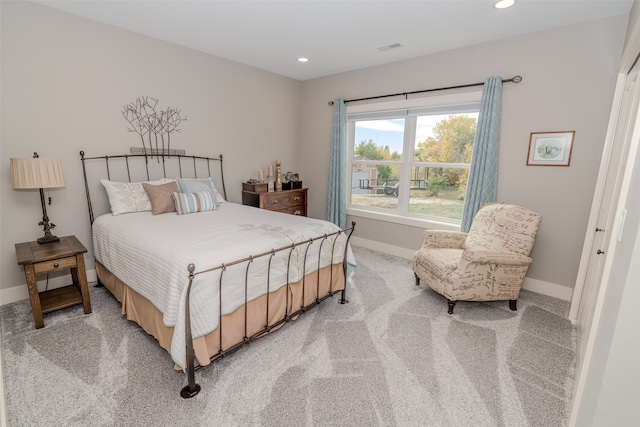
(569, 73, 627, 321)
(568, 12, 640, 426)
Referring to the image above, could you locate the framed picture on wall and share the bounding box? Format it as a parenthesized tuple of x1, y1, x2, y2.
(526, 131, 575, 166)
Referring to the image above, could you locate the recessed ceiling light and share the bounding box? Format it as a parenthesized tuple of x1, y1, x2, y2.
(494, 0, 516, 9)
(297, 57, 309, 63)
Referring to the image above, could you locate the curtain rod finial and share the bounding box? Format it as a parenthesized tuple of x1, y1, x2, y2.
(328, 101, 334, 106)
(512, 75, 522, 83)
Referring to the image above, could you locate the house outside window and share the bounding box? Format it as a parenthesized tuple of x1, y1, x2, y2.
(346, 91, 482, 227)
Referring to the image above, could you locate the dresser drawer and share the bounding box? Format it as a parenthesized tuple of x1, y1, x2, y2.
(277, 205, 307, 216)
(33, 256, 77, 275)
(242, 188, 308, 217)
(262, 190, 306, 209)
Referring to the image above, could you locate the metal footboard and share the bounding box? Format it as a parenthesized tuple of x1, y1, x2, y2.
(78, 150, 354, 399)
(180, 221, 355, 398)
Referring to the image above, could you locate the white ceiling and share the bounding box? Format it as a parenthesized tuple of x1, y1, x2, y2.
(34, 0, 633, 81)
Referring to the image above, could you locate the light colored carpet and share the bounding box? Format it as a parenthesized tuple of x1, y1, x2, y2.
(0, 246, 576, 426)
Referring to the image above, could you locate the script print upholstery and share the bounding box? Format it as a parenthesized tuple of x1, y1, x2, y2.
(412, 203, 542, 313)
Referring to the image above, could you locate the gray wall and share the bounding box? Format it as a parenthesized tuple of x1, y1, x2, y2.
(301, 15, 628, 291)
(0, 1, 629, 297)
(1, 1, 302, 293)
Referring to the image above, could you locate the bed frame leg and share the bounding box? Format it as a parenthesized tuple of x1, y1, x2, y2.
(181, 264, 201, 399)
(339, 288, 349, 304)
(181, 381, 201, 399)
(338, 221, 355, 305)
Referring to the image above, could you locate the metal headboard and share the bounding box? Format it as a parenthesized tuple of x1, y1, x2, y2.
(80, 151, 226, 224)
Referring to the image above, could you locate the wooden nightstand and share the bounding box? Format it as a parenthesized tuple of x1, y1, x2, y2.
(15, 235, 92, 329)
(242, 188, 308, 216)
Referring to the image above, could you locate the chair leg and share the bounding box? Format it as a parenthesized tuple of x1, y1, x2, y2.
(414, 273, 420, 286)
(447, 300, 456, 314)
(509, 299, 517, 311)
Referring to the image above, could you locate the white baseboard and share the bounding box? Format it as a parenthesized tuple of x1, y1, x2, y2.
(521, 276, 573, 301)
(0, 269, 98, 306)
(351, 236, 417, 260)
(350, 236, 572, 301)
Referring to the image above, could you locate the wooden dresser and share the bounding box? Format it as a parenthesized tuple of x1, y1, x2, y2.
(242, 188, 308, 217)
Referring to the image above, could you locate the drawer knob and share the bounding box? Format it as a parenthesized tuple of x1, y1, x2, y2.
(293, 196, 301, 201)
(270, 199, 280, 204)
(294, 210, 302, 215)
(53, 263, 59, 268)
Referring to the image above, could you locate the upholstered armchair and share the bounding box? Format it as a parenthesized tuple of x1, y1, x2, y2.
(412, 203, 542, 314)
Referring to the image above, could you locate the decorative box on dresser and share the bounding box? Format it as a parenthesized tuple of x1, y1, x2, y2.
(242, 186, 308, 217)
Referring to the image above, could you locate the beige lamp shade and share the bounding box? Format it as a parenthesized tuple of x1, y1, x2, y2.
(10, 157, 65, 190)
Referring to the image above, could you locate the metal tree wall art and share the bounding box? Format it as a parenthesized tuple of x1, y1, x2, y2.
(122, 96, 187, 155)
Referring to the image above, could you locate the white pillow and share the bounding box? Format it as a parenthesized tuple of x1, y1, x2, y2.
(100, 179, 165, 215)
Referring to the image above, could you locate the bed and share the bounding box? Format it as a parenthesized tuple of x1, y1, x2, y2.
(80, 151, 355, 398)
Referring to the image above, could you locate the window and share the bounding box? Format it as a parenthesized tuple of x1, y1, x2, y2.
(347, 92, 481, 225)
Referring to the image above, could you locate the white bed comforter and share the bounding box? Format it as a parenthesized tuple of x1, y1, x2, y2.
(92, 202, 355, 369)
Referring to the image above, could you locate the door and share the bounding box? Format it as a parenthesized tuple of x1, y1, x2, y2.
(570, 67, 640, 354)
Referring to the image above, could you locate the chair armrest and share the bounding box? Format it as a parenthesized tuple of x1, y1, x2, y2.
(461, 249, 532, 266)
(421, 230, 467, 249)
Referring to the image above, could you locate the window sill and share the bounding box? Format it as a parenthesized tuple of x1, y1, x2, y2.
(346, 207, 461, 231)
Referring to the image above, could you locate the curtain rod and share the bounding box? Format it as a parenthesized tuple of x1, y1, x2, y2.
(328, 75, 522, 106)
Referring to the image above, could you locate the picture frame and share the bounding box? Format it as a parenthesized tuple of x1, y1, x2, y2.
(526, 131, 575, 166)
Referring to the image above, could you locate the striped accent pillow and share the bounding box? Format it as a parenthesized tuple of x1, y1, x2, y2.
(172, 191, 216, 215)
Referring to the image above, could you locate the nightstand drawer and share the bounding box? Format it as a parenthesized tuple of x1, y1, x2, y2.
(33, 256, 77, 275)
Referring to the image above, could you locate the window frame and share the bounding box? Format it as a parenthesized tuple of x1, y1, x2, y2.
(346, 90, 483, 229)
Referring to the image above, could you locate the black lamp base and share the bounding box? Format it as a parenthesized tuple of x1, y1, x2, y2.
(37, 187, 59, 244)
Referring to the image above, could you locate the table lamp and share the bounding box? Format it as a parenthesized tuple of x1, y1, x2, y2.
(10, 152, 65, 244)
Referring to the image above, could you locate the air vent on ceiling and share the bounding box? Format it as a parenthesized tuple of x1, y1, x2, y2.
(377, 43, 403, 52)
